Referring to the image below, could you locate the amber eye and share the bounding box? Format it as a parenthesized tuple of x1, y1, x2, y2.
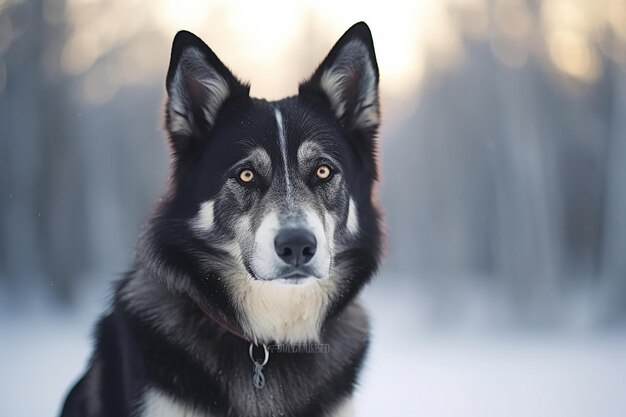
(316, 164, 332, 180)
(239, 169, 254, 183)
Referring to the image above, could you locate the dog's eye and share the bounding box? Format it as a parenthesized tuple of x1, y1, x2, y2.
(316, 164, 332, 180)
(239, 169, 255, 184)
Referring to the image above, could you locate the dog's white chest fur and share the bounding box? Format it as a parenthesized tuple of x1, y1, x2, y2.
(141, 390, 212, 417)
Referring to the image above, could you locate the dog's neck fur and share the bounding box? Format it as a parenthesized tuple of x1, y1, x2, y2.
(118, 266, 368, 349)
(115, 269, 369, 416)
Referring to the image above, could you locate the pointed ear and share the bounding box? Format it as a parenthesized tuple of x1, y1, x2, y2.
(299, 22, 380, 137)
(165, 31, 249, 148)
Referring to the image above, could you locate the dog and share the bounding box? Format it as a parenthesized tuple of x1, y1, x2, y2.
(60, 21, 382, 417)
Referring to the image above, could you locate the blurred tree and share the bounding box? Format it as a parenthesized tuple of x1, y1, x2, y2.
(0, 0, 624, 325)
(0, 0, 86, 302)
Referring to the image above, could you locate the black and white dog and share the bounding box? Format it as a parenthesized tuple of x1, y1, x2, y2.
(60, 21, 382, 417)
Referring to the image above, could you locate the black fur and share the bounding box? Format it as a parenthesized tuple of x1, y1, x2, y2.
(60, 22, 381, 417)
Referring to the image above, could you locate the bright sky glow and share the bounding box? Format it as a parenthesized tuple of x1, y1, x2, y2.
(54, 0, 626, 108)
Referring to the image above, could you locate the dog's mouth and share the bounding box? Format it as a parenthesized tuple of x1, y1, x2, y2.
(244, 262, 322, 284)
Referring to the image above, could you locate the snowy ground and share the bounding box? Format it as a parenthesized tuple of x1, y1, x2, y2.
(357, 328, 626, 417)
(1, 282, 625, 417)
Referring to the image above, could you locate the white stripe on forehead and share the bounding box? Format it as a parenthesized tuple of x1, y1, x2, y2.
(274, 108, 293, 205)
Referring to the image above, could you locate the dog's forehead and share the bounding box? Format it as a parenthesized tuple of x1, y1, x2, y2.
(225, 98, 343, 166)
(275, 101, 341, 150)
(297, 140, 323, 162)
(239, 146, 271, 172)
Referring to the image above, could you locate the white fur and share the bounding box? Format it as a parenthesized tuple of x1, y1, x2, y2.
(191, 200, 215, 231)
(249, 211, 282, 279)
(304, 208, 332, 275)
(229, 273, 334, 344)
(297, 140, 321, 162)
(236, 207, 336, 343)
(274, 108, 293, 204)
(168, 94, 192, 134)
(168, 48, 230, 135)
(319, 40, 378, 129)
(347, 198, 359, 236)
(141, 389, 211, 417)
(320, 70, 346, 119)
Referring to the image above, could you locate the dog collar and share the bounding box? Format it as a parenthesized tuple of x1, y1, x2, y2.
(194, 298, 270, 389)
(194, 299, 252, 342)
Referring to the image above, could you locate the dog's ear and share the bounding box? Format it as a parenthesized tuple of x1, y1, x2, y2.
(299, 22, 380, 141)
(165, 31, 249, 153)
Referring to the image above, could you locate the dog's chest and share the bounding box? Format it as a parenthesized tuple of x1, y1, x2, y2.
(141, 389, 213, 417)
(139, 388, 354, 417)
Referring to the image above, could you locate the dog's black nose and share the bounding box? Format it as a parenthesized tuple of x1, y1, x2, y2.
(274, 229, 317, 266)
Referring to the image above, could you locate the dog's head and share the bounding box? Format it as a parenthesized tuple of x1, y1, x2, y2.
(143, 22, 381, 343)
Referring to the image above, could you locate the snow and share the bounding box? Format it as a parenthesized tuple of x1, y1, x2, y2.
(0, 311, 94, 417)
(357, 331, 626, 417)
(1, 284, 625, 417)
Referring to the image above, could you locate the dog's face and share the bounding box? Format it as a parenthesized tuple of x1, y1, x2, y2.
(188, 105, 354, 284)
(145, 23, 381, 343)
